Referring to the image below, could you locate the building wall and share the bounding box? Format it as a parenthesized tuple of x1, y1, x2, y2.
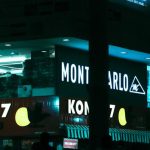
(108, 1, 150, 53)
(0, 0, 149, 53)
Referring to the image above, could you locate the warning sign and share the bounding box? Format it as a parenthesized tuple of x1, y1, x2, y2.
(129, 76, 145, 95)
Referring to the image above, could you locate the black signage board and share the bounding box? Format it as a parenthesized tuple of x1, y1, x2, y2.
(59, 97, 147, 130)
(56, 46, 147, 107)
(59, 97, 89, 125)
(55, 45, 89, 97)
(108, 56, 147, 107)
(55, 45, 148, 130)
(109, 105, 147, 130)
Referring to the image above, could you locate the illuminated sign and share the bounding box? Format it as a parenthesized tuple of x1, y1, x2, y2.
(60, 97, 149, 129)
(108, 71, 129, 92)
(129, 76, 145, 94)
(118, 108, 127, 126)
(67, 99, 125, 123)
(110, 105, 127, 126)
(0, 96, 59, 137)
(62, 65, 145, 95)
(56, 45, 89, 97)
(68, 99, 89, 115)
(60, 97, 89, 125)
(109, 0, 148, 7)
(63, 138, 78, 149)
(56, 46, 146, 107)
(64, 98, 128, 127)
(108, 71, 145, 95)
(109, 57, 147, 107)
(61, 62, 89, 84)
(15, 107, 30, 127)
(1, 103, 11, 118)
(127, 0, 147, 6)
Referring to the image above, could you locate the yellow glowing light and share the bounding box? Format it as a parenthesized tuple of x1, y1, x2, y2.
(15, 107, 30, 127)
(118, 108, 127, 126)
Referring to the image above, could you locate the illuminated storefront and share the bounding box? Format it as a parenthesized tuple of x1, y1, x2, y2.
(55, 44, 150, 144)
(0, 38, 150, 148)
(0, 0, 149, 149)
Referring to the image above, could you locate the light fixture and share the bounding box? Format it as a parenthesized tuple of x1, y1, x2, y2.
(11, 69, 23, 74)
(0, 56, 26, 63)
(63, 38, 70, 42)
(0, 69, 6, 73)
(51, 52, 55, 56)
(11, 52, 15, 55)
(41, 50, 47, 53)
(145, 57, 150, 60)
(4, 43, 11, 47)
(120, 51, 127, 54)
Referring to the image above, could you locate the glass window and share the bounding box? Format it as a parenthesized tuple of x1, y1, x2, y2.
(0, 42, 55, 99)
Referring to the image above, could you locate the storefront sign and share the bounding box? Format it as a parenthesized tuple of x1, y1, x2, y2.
(60, 98, 127, 127)
(109, 57, 147, 107)
(0, 103, 11, 118)
(60, 97, 149, 129)
(68, 99, 89, 115)
(0, 96, 59, 137)
(61, 62, 89, 84)
(108, 71, 145, 95)
(55, 45, 89, 97)
(57, 46, 147, 107)
(60, 97, 89, 125)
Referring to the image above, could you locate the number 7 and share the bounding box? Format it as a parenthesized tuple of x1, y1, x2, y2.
(1, 103, 11, 118)
(110, 104, 115, 118)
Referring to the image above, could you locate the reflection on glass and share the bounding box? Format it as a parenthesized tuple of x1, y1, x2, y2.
(0, 45, 55, 99)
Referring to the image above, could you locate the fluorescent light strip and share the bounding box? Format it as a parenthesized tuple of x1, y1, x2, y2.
(63, 38, 70, 42)
(0, 68, 23, 74)
(4, 43, 11, 47)
(11, 69, 23, 74)
(0, 69, 6, 73)
(120, 52, 127, 54)
(0, 56, 26, 63)
(41, 50, 47, 53)
(0, 65, 23, 70)
(0, 62, 24, 66)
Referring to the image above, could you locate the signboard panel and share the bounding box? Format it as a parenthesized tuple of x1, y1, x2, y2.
(109, 104, 146, 130)
(60, 97, 89, 125)
(59, 97, 147, 130)
(55, 45, 89, 97)
(56, 45, 148, 130)
(108, 57, 147, 107)
(0, 96, 59, 137)
(56, 46, 147, 107)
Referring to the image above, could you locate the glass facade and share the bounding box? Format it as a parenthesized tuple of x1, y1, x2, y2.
(0, 46, 55, 99)
(0, 39, 150, 149)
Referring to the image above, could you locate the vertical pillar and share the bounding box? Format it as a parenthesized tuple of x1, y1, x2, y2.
(89, 0, 109, 149)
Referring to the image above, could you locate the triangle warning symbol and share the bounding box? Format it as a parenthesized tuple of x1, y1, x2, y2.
(129, 76, 145, 95)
